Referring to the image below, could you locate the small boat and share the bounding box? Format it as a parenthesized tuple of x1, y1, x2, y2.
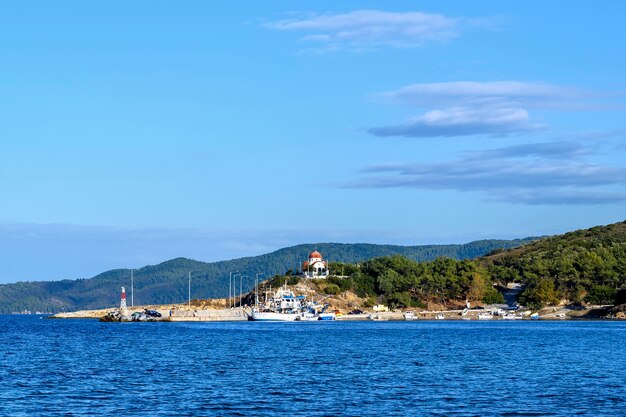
(298, 309, 320, 321)
(368, 314, 388, 321)
(403, 311, 419, 321)
(478, 312, 493, 320)
(435, 314, 445, 320)
(530, 313, 540, 320)
(318, 312, 336, 321)
(502, 313, 522, 320)
(461, 308, 469, 317)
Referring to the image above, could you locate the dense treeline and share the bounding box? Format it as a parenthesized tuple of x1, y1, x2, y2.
(487, 222, 626, 309)
(324, 256, 504, 308)
(0, 239, 532, 313)
(309, 221, 626, 310)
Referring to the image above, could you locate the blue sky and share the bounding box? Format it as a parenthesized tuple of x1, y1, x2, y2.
(1, 1, 625, 283)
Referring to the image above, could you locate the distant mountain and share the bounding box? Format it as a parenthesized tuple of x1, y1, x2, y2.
(0, 239, 536, 314)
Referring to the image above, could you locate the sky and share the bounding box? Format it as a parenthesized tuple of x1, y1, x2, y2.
(1, 1, 625, 283)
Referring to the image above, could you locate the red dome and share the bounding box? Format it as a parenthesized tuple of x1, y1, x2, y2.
(309, 251, 322, 259)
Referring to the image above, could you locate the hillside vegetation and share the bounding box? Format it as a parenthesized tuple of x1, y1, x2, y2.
(0, 239, 533, 313)
(258, 221, 626, 311)
(486, 221, 626, 308)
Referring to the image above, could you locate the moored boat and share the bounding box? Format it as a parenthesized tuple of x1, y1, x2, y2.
(318, 312, 336, 321)
(252, 310, 299, 321)
(251, 285, 306, 322)
(403, 311, 419, 320)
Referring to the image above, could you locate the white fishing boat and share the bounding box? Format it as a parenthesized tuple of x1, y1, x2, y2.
(435, 314, 445, 320)
(368, 314, 388, 321)
(403, 311, 419, 320)
(251, 285, 306, 322)
(478, 312, 493, 320)
(252, 310, 299, 321)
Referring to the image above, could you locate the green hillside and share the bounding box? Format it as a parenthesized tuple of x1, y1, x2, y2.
(309, 220, 626, 311)
(0, 239, 534, 313)
(485, 220, 626, 308)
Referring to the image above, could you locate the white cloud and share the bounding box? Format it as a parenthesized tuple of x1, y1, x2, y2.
(369, 105, 540, 137)
(262, 10, 479, 51)
(369, 81, 590, 138)
(374, 81, 586, 108)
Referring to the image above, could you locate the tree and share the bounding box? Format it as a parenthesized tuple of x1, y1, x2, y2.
(519, 278, 560, 309)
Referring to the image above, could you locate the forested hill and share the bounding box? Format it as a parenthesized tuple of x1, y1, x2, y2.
(0, 238, 535, 313)
(484, 221, 626, 307)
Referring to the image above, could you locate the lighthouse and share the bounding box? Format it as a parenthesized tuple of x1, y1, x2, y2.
(120, 286, 129, 315)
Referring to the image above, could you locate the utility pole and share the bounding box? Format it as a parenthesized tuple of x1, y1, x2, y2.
(256, 273, 264, 309)
(240, 274, 245, 307)
(231, 272, 241, 308)
(229, 271, 240, 309)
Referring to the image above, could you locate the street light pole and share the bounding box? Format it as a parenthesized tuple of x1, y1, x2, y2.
(240, 274, 246, 307)
(232, 273, 241, 308)
(255, 273, 264, 308)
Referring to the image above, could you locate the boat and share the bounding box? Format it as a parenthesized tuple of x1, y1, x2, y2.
(318, 312, 336, 321)
(368, 314, 388, 321)
(251, 285, 304, 322)
(403, 311, 419, 320)
(502, 313, 522, 320)
(252, 310, 299, 321)
(530, 313, 540, 320)
(477, 312, 493, 320)
(461, 308, 469, 317)
(435, 314, 445, 320)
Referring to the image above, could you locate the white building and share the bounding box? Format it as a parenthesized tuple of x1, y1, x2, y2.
(302, 251, 329, 278)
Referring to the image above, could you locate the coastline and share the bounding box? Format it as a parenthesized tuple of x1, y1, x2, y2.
(49, 304, 615, 321)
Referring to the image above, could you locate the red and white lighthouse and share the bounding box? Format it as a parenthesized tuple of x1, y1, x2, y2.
(120, 286, 128, 313)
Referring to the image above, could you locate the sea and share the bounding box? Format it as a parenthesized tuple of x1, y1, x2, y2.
(1, 315, 625, 416)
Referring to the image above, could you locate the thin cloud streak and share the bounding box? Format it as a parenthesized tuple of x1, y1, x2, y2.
(373, 81, 587, 108)
(463, 141, 592, 160)
(368, 81, 612, 138)
(262, 10, 486, 51)
(369, 105, 541, 137)
(346, 142, 626, 205)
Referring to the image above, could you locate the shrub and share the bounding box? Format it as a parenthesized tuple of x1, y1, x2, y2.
(325, 284, 341, 295)
(584, 285, 616, 305)
(482, 287, 505, 305)
(519, 279, 561, 309)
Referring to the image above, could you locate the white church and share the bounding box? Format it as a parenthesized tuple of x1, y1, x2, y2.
(302, 250, 329, 279)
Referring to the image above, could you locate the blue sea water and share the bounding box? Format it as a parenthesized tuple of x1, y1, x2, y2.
(1, 316, 625, 416)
